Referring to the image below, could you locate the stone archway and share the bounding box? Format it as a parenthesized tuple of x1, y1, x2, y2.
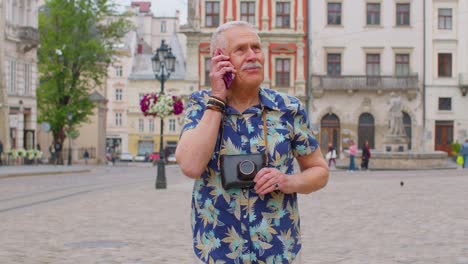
(320, 114, 340, 155)
(358, 113, 375, 149)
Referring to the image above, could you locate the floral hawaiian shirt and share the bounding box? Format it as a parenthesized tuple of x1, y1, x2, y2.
(181, 88, 319, 264)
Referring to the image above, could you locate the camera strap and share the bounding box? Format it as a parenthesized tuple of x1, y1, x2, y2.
(217, 108, 269, 170)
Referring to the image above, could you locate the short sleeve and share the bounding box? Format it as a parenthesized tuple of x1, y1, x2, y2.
(180, 92, 206, 135)
(291, 101, 319, 157)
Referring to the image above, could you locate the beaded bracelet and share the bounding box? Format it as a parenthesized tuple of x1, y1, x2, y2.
(209, 95, 226, 104)
(207, 98, 226, 110)
(206, 104, 224, 113)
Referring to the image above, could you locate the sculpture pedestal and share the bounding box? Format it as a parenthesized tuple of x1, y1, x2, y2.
(383, 135, 409, 152)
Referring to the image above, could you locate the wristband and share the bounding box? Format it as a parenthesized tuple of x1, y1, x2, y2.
(210, 95, 226, 104)
(206, 104, 224, 113)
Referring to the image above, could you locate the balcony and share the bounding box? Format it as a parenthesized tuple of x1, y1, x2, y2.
(311, 74, 420, 99)
(459, 73, 468, 96)
(5, 23, 39, 52)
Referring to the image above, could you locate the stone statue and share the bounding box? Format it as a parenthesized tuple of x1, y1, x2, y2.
(388, 94, 407, 137)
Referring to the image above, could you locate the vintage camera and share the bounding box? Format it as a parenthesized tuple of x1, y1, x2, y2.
(220, 153, 266, 190)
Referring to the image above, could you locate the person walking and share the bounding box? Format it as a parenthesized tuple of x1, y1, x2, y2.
(83, 149, 89, 165)
(348, 140, 357, 172)
(326, 143, 337, 169)
(361, 140, 371, 171)
(460, 139, 468, 169)
(0, 140, 3, 166)
(175, 21, 329, 264)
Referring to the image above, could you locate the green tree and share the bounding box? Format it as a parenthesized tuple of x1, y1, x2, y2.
(37, 0, 132, 151)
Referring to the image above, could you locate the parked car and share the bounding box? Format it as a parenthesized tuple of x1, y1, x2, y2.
(167, 154, 176, 163)
(134, 154, 146, 162)
(119, 152, 133, 162)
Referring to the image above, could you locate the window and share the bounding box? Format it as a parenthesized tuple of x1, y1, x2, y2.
(366, 3, 380, 25)
(115, 88, 123, 101)
(366, 54, 380, 86)
(438, 8, 452, 30)
(169, 119, 176, 132)
(366, 54, 380, 76)
(327, 3, 342, 25)
(116, 66, 123, 77)
(438, 53, 452, 77)
(115, 113, 122, 127)
(205, 1, 220, 27)
(241, 1, 255, 25)
(204, 58, 211, 86)
(9, 60, 16, 94)
(275, 58, 290, 87)
(24, 63, 32, 95)
(438, 98, 452, 111)
(327, 54, 341, 76)
(395, 54, 410, 76)
(149, 119, 155, 132)
(161, 21, 167, 33)
(396, 4, 410, 26)
(139, 119, 144, 132)
(276, 2, 290, 28)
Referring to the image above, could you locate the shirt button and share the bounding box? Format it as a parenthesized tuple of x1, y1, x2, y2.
(244, 239, 248, 243)
(243, 214, 248, 219)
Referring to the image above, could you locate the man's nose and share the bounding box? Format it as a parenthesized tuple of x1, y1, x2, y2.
(245, 48, 258, 61)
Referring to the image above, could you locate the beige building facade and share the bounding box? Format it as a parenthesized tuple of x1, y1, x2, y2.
(1, 0, 39, 154)
(309, 0, 424, 154)
(105, 2, 189, 159)
(424, 0, 468, 153)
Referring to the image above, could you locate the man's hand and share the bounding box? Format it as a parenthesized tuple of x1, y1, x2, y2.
(210, 48, 236, 100)
(254, 167, 294, 195)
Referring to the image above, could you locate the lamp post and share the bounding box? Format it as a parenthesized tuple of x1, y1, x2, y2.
(151, 40, 176, 189)
(67, 111, 72, 166)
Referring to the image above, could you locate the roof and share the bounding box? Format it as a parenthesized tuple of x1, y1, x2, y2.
(131, 2, 151, 13)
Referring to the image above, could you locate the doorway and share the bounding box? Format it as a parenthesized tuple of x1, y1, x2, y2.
(435, 121, 453, 154)
(320, 114, 340, 156)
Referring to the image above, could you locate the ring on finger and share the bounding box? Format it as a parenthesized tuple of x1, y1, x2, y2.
(274, 183, 279, 190)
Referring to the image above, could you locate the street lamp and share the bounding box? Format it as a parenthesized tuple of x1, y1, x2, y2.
(152, 40, 176, 189)
(67, 111, 73, 166)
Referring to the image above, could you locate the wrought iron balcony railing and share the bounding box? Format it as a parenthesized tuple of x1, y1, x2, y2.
(311, 74, 420, 91)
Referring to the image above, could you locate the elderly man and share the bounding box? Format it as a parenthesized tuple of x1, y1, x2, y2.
(175, 21, 329, 263)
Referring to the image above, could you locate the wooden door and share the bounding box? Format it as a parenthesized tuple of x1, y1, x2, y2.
(321, 114, 340, 156)
(435, 121, 453, 154)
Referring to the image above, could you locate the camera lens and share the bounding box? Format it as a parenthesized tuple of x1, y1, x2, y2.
(239, 160, 255, 176)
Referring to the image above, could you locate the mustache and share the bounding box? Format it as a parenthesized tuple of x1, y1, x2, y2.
(240, 62, 263, 71)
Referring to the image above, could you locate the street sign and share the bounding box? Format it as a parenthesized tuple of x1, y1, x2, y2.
(40, 122, 51, 133)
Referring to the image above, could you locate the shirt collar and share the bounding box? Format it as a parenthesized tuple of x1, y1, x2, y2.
(259, 87, 279, 111)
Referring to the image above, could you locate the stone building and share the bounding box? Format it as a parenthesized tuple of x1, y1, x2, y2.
(424, 1, 468, 153)
(0, 0, 39, 152)
(181, 0, 308, 99)
(105, 2, 189, 159)
(309, 1, 425, 154)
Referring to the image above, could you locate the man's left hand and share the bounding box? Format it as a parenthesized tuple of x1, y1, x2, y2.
(253, 168, 293, 195)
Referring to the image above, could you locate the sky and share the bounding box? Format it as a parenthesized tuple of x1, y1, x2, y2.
(112, 0, 188, 24)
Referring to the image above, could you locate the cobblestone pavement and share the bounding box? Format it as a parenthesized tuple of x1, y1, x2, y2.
(0, 166, 467, 264)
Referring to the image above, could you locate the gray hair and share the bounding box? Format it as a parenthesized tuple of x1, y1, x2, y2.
(210, 21, 258, 55)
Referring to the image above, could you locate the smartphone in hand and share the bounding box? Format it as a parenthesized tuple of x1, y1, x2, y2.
(215, 49, 233, 89)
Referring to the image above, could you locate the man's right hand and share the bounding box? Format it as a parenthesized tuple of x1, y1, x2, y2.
(209, 48, 236, 101)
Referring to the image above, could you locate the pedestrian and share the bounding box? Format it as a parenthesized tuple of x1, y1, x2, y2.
(361, 140, 371, 171)
(0, 140, 3, 165)
(348, 140, 357, 172)
(175, 21, 329, 264)
(460, 139, 468, 169)
(83, 149, 89, 165)
(326, 143, 337, 168)
(111, 147, 117, 165)
(54, 142, 62, 165)
(36, 143, 41, 151)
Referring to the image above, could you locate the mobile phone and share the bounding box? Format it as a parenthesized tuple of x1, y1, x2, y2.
(215, 49, 233, 89)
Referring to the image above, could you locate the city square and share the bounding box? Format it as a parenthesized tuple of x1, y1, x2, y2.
(0, 165, 467, 263)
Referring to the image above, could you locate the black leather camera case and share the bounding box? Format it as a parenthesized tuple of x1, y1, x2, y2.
(220, 153, 266, 190)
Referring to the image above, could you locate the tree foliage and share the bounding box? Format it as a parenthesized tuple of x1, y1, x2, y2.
(37, 0, 133, 146)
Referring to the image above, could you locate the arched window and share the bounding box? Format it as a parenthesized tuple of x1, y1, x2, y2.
(403, 112, 412, 150)
(358, 113, 375, 149)
(320, 114, 340, 156)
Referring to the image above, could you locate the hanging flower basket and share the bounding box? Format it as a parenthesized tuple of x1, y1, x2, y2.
(140, 93, 184, 119)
